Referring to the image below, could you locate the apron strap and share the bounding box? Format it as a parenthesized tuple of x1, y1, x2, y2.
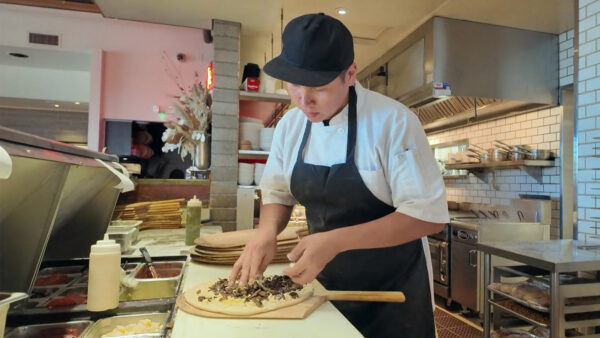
(295, 85, 358, 165)
(346, 86, 357, 163)
(296, 120, 312, 163)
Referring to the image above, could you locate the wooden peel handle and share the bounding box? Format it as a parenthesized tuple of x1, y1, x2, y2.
(324, 290, 405, 303)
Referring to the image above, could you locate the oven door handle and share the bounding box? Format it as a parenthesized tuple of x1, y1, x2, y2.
(468, 249, 478, 267)
(439, 241, 448, 281)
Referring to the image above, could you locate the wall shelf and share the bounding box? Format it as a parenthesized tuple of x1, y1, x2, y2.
(444, 160, 556, 187)
(444, 160, 555, 170)
(238, 185, 260, 190)
(239, 91, 290, 104)
(442, 174, 467, 180)
(238, 149, 269, 159)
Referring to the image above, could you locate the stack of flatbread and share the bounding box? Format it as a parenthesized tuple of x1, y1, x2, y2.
(112, 198, 185, 230)
(190, 225, 309, 265)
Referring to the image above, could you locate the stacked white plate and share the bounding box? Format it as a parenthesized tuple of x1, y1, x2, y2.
(254, 163, 266, 185)
(239, 118, 263, 150)
(260, 128, 275, 151)
(238, 163, 254, 185)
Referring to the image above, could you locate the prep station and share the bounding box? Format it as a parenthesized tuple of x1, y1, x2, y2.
(3, 1, 600, 337)
(0, 127, 361, 337)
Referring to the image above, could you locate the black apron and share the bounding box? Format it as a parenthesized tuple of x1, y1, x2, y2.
(289, 86, 435, 338)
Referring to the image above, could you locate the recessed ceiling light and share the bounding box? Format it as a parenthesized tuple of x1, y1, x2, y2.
(54, 104, 60, 108)
(8, 52, 29, 58)
(336, 8, 347, 15)
(74, 101, 80, 105)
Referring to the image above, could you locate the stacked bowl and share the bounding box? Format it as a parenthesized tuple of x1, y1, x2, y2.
(260, 128, 275, 151)
(238, 163, 254, 185)
(239, 118, 263, 150)
(254, 163, 266, 185)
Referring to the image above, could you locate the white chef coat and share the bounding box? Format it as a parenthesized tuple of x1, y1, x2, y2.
(259, 81, 450, 308)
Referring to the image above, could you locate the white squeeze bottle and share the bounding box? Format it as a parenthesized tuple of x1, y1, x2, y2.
(87, 234, 121, 311)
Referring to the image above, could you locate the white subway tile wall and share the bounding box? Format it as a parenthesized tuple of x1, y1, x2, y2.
(578, 0, 600, 245)
(427, 107, 562, 239)
(560, 29, 575, 87)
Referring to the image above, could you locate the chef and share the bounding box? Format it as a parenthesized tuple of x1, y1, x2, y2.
(229, 13, 449, 338)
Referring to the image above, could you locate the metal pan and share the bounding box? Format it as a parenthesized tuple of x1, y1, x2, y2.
(5, 320, 92, 338)
(529, 149, 552, 160)
(81, 312, 167, 338)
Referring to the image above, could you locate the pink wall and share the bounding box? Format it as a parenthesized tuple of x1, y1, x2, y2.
(0, 4, 214, 150)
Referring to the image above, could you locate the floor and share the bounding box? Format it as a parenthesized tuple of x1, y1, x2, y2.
(434, 306, 483, 338)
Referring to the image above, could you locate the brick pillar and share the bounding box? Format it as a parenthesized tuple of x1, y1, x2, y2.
(210, 19, 240, 232)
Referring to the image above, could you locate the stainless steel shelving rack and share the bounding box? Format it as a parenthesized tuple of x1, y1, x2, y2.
(479, 240, 600, 338)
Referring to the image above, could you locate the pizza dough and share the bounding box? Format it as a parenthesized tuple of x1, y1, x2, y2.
(183, 275, 314, 316)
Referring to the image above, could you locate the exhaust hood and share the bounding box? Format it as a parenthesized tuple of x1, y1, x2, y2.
(358, 17, 558, 132)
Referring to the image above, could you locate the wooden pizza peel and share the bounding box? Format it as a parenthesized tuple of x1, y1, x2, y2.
(175, 280, 405, 319)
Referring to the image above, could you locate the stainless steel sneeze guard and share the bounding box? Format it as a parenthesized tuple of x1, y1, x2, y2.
(0, 126, 122, 294)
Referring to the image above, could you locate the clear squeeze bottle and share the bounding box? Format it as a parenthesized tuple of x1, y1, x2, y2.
(185, 195, 203, 245)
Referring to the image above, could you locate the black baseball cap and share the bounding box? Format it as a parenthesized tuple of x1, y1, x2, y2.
(263, 13, 354, 87)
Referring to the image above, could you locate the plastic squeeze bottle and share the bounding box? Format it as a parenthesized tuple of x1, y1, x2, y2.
(185, 195, 203, 245)
(87, 234, 121, 311)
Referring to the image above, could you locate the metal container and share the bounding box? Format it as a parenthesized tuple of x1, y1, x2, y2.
(1, 293, 28, 337)
(81, 312, 167, 338)
(134, 262, 183, 279)
(119, 262, 184, 302)
(45, 286, 87, 310)
(5, 320, 92, 338)
(110, 220, 142, 228)
(106, 226, 139, 253)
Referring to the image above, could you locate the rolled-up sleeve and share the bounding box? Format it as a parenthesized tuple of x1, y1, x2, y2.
(388, 112, 450, 224)
(259, 118, 298, 206)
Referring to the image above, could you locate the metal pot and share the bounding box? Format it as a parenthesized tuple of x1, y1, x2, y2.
(529, 149, 552, 160)
(509, 151, 528, 161)
(490, 149, 507, 162)
(479, 153, 491, 163)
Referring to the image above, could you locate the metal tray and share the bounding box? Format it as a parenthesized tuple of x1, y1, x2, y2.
(38, 266, 86, 276)
(81, 312, 167, 337)
(33, 273, 80, 288)
(491, 328, 539, 338)
(30, 287, 60, 300)
(9, 256, 185, 317)
(5, 320, 92, 337)
(489, 299, 549, 327)
(489, 285, 549, 312)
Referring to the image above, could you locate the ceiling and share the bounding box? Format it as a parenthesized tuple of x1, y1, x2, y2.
(94, 0, 575, 69)
(1, 0, 575, 70)
(0, 46, 90, 111)
(94, 0, 575, 36)
(0, 45, 91, 71)
(0, 96, 89, 112)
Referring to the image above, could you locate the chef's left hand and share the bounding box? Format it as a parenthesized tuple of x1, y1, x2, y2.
(283, 231, 341, 285)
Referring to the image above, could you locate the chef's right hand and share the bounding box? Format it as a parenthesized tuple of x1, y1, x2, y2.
(228, 228, 278, 287)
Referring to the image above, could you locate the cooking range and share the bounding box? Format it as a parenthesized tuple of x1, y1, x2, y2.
(429, 199, 551, 314)
(428, 224, 450, 300)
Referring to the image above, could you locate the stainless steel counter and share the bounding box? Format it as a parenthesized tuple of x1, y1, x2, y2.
(478, 240, 600, 273)
(478, 240, 600, 338)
